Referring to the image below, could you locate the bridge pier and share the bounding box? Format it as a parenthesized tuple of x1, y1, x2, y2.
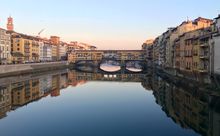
(120, 60, 126, 67)
(94, 60, 99, 66)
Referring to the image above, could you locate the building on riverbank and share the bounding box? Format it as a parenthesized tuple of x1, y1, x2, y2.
(166, 17, 212, 72)
(174, 27, 212, 76)
(58, 42, 67, 61)
(144, 15, 220, 81)
(50, 36, 68, 61)
(10, 32, 40, 63)
(211, 15, 220, 76)
(142, 39, 154, 67)
(146, 17, 213, 73)
(32, 39, 40, 62)
(50, 36, 59, 61)
(0, 28, 11, 64)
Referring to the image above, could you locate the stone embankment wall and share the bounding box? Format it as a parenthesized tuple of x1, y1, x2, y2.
(0, 61, 68, 77)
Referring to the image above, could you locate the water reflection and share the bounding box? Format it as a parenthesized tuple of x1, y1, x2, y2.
(126, 61, 143, 72)
(0, 69, 219, 136)
(100, 63, 121, 72)
(146, 74, 220, 136)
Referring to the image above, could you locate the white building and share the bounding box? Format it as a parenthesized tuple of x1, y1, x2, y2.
(39, 41, 44, 61)
(58, 42, 67, 60)
(39, 40, 52, 62)
(0, 28, 11, 64)
(44, 41, 52, 61)
(212, 15, 220, 75)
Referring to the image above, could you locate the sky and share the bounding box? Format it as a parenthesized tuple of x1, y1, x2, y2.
(0, 0, 219, 49)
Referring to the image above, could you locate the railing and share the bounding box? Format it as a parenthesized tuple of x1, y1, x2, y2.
(198, 68, 208, 73)
(200, 52, 209, 59)
(200, 43, 209, 48)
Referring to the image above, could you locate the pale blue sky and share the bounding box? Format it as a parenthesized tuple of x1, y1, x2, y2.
(0, 0, 219, 49)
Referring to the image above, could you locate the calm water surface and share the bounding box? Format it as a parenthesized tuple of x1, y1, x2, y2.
(0, 69, 219, 136)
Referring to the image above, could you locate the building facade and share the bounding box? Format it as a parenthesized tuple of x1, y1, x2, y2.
(166, 18, 212, 70)
(0, 28, 11, 64)
(58, 42, 67, 61)
(32, 39, 39, 62)
(142, 39, 154, 67)
(146, 16, 215, 79)
(11, 33, 40, 63)
(211, 15, 220, 76)
(39, 39, 52, 62)
(50, 36, 60, 61)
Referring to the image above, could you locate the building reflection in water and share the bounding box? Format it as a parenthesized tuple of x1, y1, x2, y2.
(0, 69, 219, 136)
(142, 72, 220, 136)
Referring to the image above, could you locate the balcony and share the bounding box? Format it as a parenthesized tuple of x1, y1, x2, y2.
(200, 43, 209, 48)
(198, 69, 208, 73)
(24, 45, 30, 49)
(199, 64, 209, 73)
(200, 53, 209, 60)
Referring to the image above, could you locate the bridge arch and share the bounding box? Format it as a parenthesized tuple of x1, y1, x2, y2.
(99, 59, 121, 73)
(125, 60, 146, 72)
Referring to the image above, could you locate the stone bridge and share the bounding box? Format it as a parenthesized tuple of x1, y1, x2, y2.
(68, 50, 147, 72)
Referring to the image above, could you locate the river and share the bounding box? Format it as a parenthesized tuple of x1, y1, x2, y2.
(0, 68, 219, 136)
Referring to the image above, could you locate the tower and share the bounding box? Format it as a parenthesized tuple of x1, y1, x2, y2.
(7, 16, 14, 31)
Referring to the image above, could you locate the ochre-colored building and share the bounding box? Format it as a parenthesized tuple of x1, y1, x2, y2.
(32, 40, 39, 62)
(11, 33, 40, 63)
(174, 27, 212, 74)
(50, 36, 60, 61)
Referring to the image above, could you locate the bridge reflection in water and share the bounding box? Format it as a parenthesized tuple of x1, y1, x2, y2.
(0, 69, 219, 136)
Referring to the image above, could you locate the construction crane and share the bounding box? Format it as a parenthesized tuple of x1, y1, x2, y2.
(38, 29, 45, 37)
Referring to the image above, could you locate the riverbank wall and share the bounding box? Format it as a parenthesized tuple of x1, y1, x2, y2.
(155, 68, 220, 93)
(0, 61, 69, 78)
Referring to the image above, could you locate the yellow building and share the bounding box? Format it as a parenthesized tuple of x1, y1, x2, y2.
(32, 39, 39, 62)
(50, 36, 60, 61)
(166, 17, 213, 69)
(11, 33, 40, 63)
(175, 27, 212, 74)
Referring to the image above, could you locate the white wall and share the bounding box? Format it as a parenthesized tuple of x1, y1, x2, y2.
(39, 42, 44, 61)
(0, 29, 11, 63)
(214, 36, 220, 75)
